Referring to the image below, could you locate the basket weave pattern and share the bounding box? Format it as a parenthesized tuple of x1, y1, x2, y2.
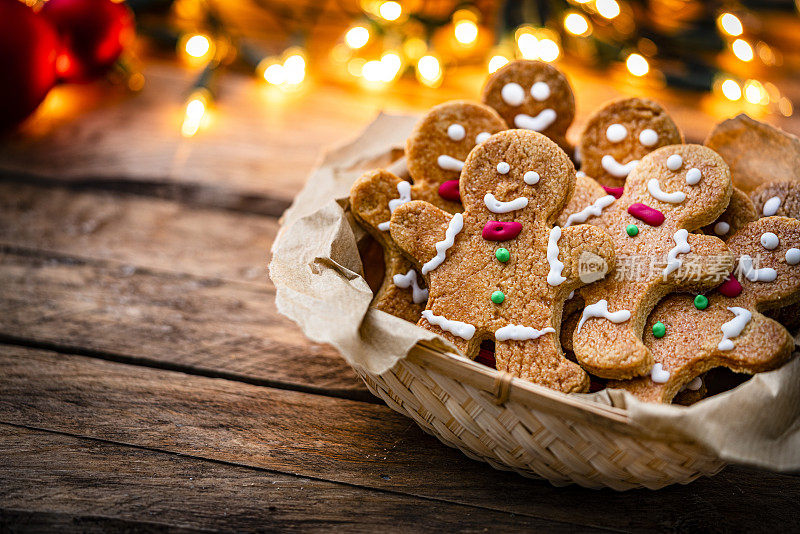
(354, 350, 726, 490)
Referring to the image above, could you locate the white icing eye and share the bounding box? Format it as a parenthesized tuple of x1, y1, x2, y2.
(666, 154, 683, 171)
(786, 248, 800, 265)
(576, 170, 586, 179)
(497, 161, 510, 174)
(761, 232, 779, 250)
(714, 221, 730, 236)
(447, 123, 465, 141)
(501, 83, 525, 106)
(523, 171, 540, 184)
(475, 132, 491, 144)
(530, 81, 550, 101)
(763, 196, 781, 216)
(685, 168, 702, 185)
(605, 124, 627, 143)
(639, 129, 658, 146)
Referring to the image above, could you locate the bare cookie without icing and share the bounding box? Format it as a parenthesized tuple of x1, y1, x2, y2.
(578, 98, 682, 188)
(570, 144, 734, 379)
(390, 130, 615, 393)
(350, 101, 507, 322)
(610, 217, 800, 403)
(705, 114, 800, 192)
(481, 60, 574, 155)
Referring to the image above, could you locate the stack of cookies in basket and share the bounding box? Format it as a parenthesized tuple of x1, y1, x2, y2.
(349, 60, 800, 405)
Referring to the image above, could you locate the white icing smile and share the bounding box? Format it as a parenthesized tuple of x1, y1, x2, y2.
(495, 324, 555, 341)
(514, 109, 557, 131)
(739, 255, 777, 282)
(393, 269, 428, 303)
(484, 193, 529, 214)
(437, 155, 465, 171)
(718, 307, 752, 351)
(647, 178, 686, 204)
(601, 155, 638, 178)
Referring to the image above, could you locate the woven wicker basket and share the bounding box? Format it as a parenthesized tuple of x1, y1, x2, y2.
(352, 341, 726, 490)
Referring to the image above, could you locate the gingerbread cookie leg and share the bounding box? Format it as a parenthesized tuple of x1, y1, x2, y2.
(495, 337, 589, 393)
(610, 217, 800, 402)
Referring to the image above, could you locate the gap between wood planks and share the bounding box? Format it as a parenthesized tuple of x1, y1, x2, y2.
(5, 344, 797, 532)
(0, 169, 292, 218)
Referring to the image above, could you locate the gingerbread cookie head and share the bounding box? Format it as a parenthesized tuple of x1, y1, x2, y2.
(750, 179, 800, 219)
(623, 144, 732, 230)
(724, 216, 800, 310)
(405, 100, 507, 207)
(578, 98, 682, 188)
(481, 60, 574, 146)
(459, 129, 575, 227)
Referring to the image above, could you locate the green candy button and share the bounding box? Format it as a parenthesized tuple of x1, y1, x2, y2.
(652, 321, 666, 338)
(495, 248, 510, 262)
(626, 224, 639, 237)
(694, 295, 709, 310)
(491, 291, 505, 304)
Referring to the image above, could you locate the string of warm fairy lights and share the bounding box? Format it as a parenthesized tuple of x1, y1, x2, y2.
(137, 0, 796, 137)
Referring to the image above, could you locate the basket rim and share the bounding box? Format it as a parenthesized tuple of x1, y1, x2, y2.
(396, 342, 695, 443)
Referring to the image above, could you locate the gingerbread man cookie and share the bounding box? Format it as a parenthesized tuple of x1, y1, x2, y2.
(578, 98, 683, 190)
(703, 187, 757, 240)
(481, 60, 575, 155)
(569, 145, 735, 379)
(350, 101, 507, 322)
(609, 217, 800, 403)
(390, 130, 615, 393)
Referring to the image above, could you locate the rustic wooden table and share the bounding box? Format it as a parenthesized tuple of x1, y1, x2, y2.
(1, 60, 798, 532)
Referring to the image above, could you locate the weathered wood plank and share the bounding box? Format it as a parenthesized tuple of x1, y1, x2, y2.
(0, 250, 366, 396)
(1, 345, 797, 532)
(0, 425, 586, 533)
(0, 182, 276, 284)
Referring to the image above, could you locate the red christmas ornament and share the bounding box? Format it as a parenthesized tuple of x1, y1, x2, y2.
(0, 0, 58, 131)
(40, 0, 135, 83)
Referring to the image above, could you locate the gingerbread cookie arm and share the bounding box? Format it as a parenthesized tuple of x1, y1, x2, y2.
(495, 340, 589, 393)
(559, 224, 616, 285)
(671, 233, 735, 287)
(390, 200, 454, 268)
(609, 294, 794, 403)
(556, 174, 610, 228)
(350, 170, 426, 323)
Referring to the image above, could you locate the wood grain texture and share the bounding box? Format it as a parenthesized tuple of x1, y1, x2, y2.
(1, 345, 797, 533)
(0, 182, 276, 284)
(0, 250, 365, 396)
(0, 425, 587, 533)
